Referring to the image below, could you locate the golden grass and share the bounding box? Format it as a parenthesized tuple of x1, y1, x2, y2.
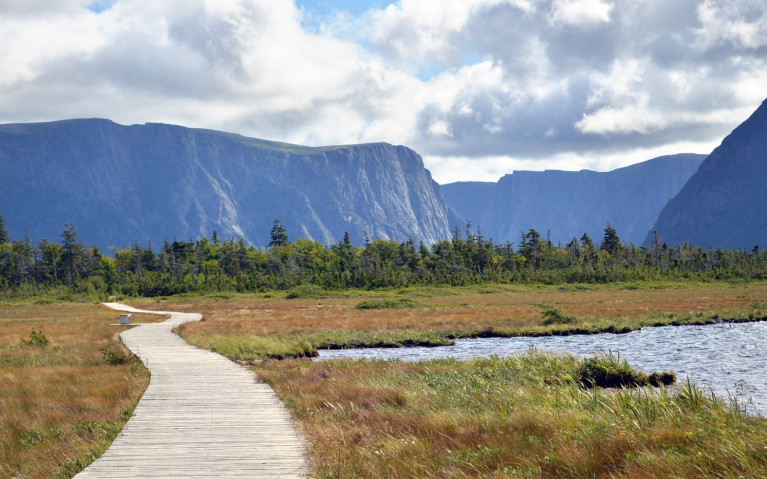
(258, 354, 767, 478)
(132, 282, 767, 477)
(145, 282, 767, 337)
(129, 282, 767, 361)
(0, 303, 163, 479)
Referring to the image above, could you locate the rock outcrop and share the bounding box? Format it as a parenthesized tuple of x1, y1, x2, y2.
(647, 99, 767, 249)
(442, 154, 705, 245)
(0, 119, 451, 247)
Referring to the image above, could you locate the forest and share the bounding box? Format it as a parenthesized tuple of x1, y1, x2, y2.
(1, 215, 765, 299)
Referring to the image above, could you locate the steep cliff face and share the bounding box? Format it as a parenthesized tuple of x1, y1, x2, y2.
(648, 99, 767, 249)
(442, 154, 705, 245)
(440, 181, 494, 234)
(0, 119, 451, 247)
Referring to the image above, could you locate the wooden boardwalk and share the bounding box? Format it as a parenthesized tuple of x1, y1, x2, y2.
(75, 303, 307, 478)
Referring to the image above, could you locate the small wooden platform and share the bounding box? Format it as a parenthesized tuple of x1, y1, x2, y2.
(74, 303, 307, 478)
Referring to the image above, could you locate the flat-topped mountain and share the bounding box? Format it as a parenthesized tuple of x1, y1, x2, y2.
(442, 154, 705, 245)
(0, 119, 451, 247)
(648, 98, 767, 249)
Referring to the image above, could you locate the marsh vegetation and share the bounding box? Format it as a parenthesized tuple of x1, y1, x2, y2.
(156, 282, 767, 361)
(0, 303, 163, 479)
(258, 352, 766, 478)
(149, 282, 767, 477)
(3, 281, 767, 477)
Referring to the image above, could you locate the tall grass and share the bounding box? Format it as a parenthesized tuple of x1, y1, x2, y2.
(189, 329, 453, 361)
(148, 284, 767, 476)
(0, 303, 159, 479)
(172, 282, 767, 360)
(257, 351, 767, 478)
(164, 282, 767, 360)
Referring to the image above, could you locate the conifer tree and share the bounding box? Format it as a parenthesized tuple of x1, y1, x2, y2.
(0, 214, 8, 244)
(268, 218, 288, 247)
(600, 223, 621, 255)
(60, 222, 83, 284)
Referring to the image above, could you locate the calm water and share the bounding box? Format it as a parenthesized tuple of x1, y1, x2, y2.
(317, 320, 767, 414)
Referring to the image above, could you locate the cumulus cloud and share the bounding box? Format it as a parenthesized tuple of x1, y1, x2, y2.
(549, 0, 613, 28)
(696, 0, 767, 50)
(0, 0, 766, 183)
(363, 0, 767, 169)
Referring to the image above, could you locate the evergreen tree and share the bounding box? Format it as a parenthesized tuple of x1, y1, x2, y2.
(600, 223, 621, 255)
(419, 241, 430, 259)
(268, 218, 288, 247)
(0, 214, 8, 244)
(520, 229, 542, 267)
(565, 237, 581, 261)
(60, 222, 84, 285)
(335, 231, 355, 273)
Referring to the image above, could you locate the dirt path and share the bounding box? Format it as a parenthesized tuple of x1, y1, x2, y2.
(74, 303, 306, 478)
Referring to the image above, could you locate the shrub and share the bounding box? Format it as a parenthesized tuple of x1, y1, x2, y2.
(578, 351, 643, 388)
(578, 351, 676, 388)
(536, 303, 577, 325)
(20, 329, 49, 347)
(100, 343, 135, 365)
(354, 298, 422, 310)
(648, 371, 676, 386)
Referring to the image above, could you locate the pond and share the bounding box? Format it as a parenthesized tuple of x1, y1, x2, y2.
(317, 320, 767, 414)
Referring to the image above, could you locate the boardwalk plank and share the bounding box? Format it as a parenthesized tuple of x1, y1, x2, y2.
(74, 303, 307, 479)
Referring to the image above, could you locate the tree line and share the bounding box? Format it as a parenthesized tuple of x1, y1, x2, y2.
(1, 215, 765, 299)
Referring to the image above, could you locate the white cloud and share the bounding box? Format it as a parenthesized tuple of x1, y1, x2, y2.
(584, 58, 643, 108)
(549, 0, 613, 28)
(576, 99, 666, 135)
(365, 0, 511, 67)
(427, 137, 717, 185)
(696, 0, 767, 50)
(0, 0, 765, 183)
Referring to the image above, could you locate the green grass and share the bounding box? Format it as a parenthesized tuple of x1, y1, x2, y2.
(537, 303, 578, 325)
(447, 309, 766, 340)
(182, 307, 766, 361)
(258, 350, 767, 478)
(0, 303, 152, 479)
(578, 351, 676, 388)
(193, 329, 454, 361)
(207, 334, 318, 360)
(162, 283, 767, 477)
(354, 298, 423, 310)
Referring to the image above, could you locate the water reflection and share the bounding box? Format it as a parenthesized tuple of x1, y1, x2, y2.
(317, 321, 767, 414)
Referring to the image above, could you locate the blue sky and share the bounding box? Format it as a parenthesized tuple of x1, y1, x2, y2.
(2, 0, 766, 183)
(87, 0, 119, 13)
(298, 0, 384, 16)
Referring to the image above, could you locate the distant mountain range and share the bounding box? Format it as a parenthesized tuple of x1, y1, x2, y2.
(442, 154, 705, 246)
(0, 119, 450, 248)
(648, 98, 767, 250)
(1, 97, 765, 250)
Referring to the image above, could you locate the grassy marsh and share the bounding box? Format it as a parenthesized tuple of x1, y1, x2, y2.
(0, 303, 163, 479)
(259, 352, 767, 478)
(150, 282, 767, 477)
(9, 282, 760, 478)
(148, 282, 767, 360)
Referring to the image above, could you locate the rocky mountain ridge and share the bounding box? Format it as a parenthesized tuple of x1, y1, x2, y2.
(6, 113, 760, 253)
(0, 119, 451, 248)
(648, 98, 767, 249)
(442, 154, 706, 246)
